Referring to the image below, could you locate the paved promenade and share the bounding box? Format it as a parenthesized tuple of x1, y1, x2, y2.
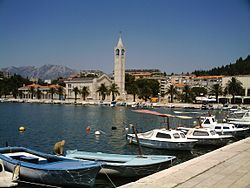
(119, 137, 250, 188)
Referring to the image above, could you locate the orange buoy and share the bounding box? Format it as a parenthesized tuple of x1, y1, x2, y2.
(86, 126, 91, 134)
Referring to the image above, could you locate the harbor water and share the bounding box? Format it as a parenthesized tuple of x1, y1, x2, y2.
(0, 102, 230, 187)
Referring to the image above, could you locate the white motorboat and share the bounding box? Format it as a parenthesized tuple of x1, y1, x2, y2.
(227, 111, 250, 124)
(200, 115, 249, 138)
(185, 128, 233, 147)
(126, 128, 198, 151)
(0, 159, 18, 187)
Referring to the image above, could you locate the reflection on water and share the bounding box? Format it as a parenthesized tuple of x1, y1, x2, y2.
(0, 103, 239, 188)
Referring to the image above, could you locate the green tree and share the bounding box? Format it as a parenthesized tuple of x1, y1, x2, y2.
(73, 87, 80, 103)
(109, 83, 120, 101)
(226, 77, 244, 104)
(209, 84, 223, 103)
(97, 84, 108, 101)
(57, 87, 64, 100)
(29, 86, 35, 99)
(125, 74, 138, 102)
(36, 87, 41, 99)
(136, 79, 160, 101)
(182, 85, 192, 103)
(165, 84, 179, 103)
(49, 87, 55, 100)
(81, 86, 90, 101)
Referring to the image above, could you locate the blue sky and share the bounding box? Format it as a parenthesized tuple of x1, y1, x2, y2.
(0, 0, 249, 74)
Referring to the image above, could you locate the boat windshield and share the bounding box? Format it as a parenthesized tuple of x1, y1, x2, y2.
(193, 131, 209, 136)
(142, 131, 154, 138)
(156, 132, 171, 139)
(203, 119, 210, 124)
(210, 130, 216, 135)
(180, 132, 186, 138)
(173, 133, 181, 139)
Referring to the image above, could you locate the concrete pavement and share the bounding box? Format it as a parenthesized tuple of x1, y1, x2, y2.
(119, 137, 250, 188)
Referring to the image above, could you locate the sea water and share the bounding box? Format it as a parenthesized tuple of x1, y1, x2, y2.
(0, 102, 225, 187)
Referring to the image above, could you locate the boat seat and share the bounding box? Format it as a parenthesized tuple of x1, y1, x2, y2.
(20, 156, 39, 163)
(10, 155, 39, 163)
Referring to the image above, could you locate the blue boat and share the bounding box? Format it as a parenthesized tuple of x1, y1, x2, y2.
(66, 150, 176, 177)
(0, 147, 101, 188)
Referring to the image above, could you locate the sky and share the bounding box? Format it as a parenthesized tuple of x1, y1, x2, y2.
(0, 0, 249, 74)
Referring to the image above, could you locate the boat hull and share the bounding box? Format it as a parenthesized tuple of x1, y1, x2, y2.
(191, 137, 232, 147)
(66, 150, 176, 177)
(100, 160, 173, 177)
(0, 147, 101, 188)
(126, 134, 196, 151)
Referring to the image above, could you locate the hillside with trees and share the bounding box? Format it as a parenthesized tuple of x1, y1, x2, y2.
(192, 55, 250, 76)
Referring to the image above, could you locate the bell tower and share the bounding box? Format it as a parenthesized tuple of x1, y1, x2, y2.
(114, 34, 126, 99)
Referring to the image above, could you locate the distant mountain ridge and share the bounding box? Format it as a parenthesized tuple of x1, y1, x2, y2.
(0, 65, 77, 80)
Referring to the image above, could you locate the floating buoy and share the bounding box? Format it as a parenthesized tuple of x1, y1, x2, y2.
(86, 126, 91, 134)
(95, 131, 101, 135)
(19, 126, 25, 132)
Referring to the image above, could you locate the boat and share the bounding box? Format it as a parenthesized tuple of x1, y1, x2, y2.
(126, 128, 198, 151)
(227, 111, 250, 128)
(66, 150, 176, 177)
(199, 115, 249, 138)
(185, 128, 233, 147)
(127, 109, 198, 151)
(0, 146, 101, 188)
(0, 159, 18, 187)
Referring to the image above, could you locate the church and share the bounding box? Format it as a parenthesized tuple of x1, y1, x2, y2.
(64, 35, 126, 101)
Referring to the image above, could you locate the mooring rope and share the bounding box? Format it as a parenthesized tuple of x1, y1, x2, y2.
(100, 164, 117, 188)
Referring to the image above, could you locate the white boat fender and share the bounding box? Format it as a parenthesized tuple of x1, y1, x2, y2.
(95, 131, 101, 135)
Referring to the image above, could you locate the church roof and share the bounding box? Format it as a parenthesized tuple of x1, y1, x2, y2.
(116, 36, 124, 48)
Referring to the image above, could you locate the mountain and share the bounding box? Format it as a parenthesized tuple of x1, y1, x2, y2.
(0, 65, 77, 80)
(192, 55, 250, 76)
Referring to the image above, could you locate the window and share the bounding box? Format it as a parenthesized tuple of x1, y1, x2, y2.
(204, 119, 210, 124)
(116, 49, 119, 55)
(156, 132, 171, 139)
(173, 133, 180, 138)
(210, 130, 216, 135)
(180, 133, 186, 138)
(121, 49, 125, 55)
(193, 131, 209, 136)
(223, 126, 230, 129)
(215, 126, 221, 129)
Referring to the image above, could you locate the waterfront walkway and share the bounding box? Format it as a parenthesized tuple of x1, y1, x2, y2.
(119, 137, 250, 188)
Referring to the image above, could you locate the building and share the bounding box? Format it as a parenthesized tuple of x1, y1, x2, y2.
(64, 35, 126, 101)
(18, 84, 62, 100)
(114, 35, 126, 99)
(221, 75, 250, 104)
(64, 74, 112, 101)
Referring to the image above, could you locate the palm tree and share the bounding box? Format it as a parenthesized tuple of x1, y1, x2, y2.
(97, 84, 108, 101)
(182, 84, 192, 103)
(109, 83, 120, 101)
(49, 87, 55, 100)
(29, 86, 35, 99)
(209, 84, 223, 103)
(165, 84, 178, 103)
(57, 87, 64, 100)
(73, 87, 80, 103)
(36, 87, 41, 99)
(81, 86, 90, 101)
(226, 77, 244, 104)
